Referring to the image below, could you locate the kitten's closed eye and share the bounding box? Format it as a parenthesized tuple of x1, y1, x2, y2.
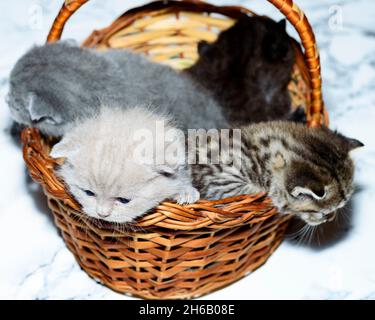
(83, 189, 95, 197)
(291, 186, 326, 200)
(156, 165, 176, 178)
(116, 197, 130, 204)
(32, 116, 58, 125)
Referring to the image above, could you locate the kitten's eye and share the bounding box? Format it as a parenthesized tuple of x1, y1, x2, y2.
(83, 189, 95, 197)
(116, 197, 130, 204)
(313, 188, 326, 198)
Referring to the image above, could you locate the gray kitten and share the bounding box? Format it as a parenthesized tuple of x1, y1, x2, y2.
(191, 122, 363, 226)
(7, 41, 228, 137)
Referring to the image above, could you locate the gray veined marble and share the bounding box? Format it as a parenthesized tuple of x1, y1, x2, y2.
(0, 0, 374, 300)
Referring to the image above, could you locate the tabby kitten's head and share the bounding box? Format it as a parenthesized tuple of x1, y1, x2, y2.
(255, 123, 363, 225)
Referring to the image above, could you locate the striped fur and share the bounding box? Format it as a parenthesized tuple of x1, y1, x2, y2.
(191, 121, 363, 226)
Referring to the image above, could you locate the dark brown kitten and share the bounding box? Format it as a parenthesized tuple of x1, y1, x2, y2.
(186, 16, 299, 125)
(190, 122, 363, 226)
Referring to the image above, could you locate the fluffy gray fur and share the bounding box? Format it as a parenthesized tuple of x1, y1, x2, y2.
(7, 41, 228, 136)
(191, 122, 363, 226)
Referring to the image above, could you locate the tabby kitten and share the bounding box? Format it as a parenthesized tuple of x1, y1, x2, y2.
(191, 122, 363, 226)
(186, 16, 299, 125)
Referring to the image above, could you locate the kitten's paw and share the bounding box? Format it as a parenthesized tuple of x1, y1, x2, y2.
(175, 187, 200, 204)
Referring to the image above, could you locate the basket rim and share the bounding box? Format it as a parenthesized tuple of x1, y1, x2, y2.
(22, 127, 287, 231)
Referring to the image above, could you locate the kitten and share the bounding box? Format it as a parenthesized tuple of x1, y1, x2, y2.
(186, 16, 299, 125)
(7, 41, 228, 137)
(191, 122, 363, 226)
(50, 107, 199, 223)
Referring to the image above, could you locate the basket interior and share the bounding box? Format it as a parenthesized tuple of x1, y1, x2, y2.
(83, 4, 311, 116)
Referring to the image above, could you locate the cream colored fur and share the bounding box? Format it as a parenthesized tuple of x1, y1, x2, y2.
(51, 107, 199, 223)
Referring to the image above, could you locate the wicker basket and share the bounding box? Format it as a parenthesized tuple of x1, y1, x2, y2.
(21, 0, 328, 299)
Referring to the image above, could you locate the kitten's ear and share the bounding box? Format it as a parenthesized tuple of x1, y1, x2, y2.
(346, 138, 364, 151)
(197, 40, 211, 56)
(291, 185, 326, 200)
(50, 138, 75, 159)
(278, 19, 287, 30)
(335, 131, 364, 152)
(28, 93, 62, 124)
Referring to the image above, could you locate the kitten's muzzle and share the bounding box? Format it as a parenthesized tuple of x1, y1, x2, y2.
(300, 212, 327, 226)
(97, 212, 111, 218)
(301, 210, 337, 226)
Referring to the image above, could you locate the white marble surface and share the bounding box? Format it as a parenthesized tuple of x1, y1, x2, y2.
(0, 0, 374, 300)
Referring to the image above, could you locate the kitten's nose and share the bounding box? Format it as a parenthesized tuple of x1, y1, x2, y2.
(97, 212, 110, 218)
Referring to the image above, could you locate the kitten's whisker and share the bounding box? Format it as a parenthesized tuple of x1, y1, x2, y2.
(299, 226, 309, 245)
(285, 223, 308, 239)
(74, 213, 90, 239)
(307, 226, 317, 245)
(338, 207, 351, 224)
(111, 222, 120, 244)
(316, 226, 322, 246)
(296, 224, 310, 246)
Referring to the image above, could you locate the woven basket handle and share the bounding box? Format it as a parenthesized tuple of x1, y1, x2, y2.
(47, 0, 326, 127)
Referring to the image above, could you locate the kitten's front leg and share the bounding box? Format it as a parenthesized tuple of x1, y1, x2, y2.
(175, 186, 200, 204)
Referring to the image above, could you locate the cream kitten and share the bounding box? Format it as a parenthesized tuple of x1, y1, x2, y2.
(50, 107, 199, 223)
